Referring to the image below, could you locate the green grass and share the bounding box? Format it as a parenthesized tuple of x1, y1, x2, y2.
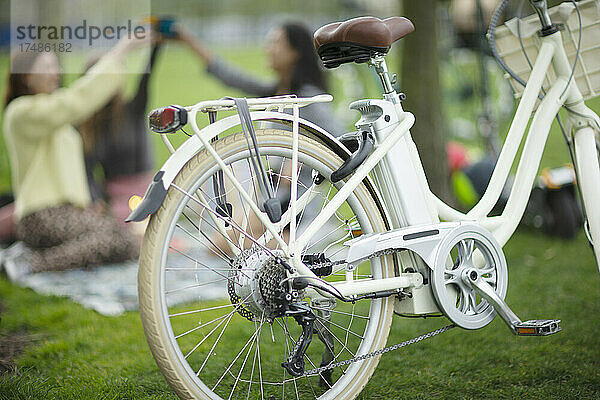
(1, 230, 598, 399)
(1, 44, 600, 399)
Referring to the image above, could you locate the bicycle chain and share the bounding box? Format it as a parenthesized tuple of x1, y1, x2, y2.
(230, 250, 455, 376)
(227, 248, 256, 321)
(302, 324, 456, 377)
(297, 254, 457, 376)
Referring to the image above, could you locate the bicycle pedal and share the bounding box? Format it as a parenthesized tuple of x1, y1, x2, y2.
(514, 319, 561, 336)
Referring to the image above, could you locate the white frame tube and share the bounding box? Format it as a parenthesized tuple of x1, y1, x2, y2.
(467, 39, 556, 220)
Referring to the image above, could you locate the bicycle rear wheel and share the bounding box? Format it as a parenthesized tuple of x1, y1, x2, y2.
(138, 129, 394, 400)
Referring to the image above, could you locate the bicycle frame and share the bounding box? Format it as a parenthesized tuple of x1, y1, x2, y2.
(299, 29, 598, 287)
(135, 7, 600, 399)
(294, 30, 600, 283)
(134, 25, 600, 300)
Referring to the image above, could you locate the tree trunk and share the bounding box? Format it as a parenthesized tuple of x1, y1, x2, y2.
(401, 0, 453, 203)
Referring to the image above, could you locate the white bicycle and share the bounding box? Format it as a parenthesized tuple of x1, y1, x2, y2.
(128, 1, 600, 399)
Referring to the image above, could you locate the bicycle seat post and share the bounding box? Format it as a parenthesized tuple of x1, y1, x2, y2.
(369, 56, 397, 100)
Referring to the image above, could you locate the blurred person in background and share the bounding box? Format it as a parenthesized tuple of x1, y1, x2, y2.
(1, 35, 147, 281)
(79, 40, 162, 236)
(175, 21, 343, 136)
(173, 21, 345, 250)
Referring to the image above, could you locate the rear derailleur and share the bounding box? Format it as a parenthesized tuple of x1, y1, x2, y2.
(276, 255, 337, 383)
(279, 301, 316, 377)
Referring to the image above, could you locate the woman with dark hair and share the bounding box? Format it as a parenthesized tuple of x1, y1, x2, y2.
(174, 22, 341, 248)
(176, 21, 342, 136)
(2, 35, 146, 281)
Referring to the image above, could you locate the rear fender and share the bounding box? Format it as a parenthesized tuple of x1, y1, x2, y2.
(127, 112, 381, 222)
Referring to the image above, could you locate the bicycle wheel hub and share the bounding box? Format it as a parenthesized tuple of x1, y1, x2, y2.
(228, 247, 288, 321)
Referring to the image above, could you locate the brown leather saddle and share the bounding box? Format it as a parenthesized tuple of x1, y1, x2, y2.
(313, 16, 414, 68)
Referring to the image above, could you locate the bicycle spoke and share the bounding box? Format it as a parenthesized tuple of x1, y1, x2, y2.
(181, 205, 240, 256)
(312, 315, 358, 357)
(323, 235, 351, 259)
(145, 131, 392, 400)
(274, 156, 286, 198)
(256, 313, 265, 400)
(166, 267, 241, 272)
(169, 301, 240, 318)
(283, 321, 301, 400)
(282, 318, 319, 399)
(277, 318, 341, 385)
(235, 171, 256, 249)
(175, 221, 232, 264)
(195, 188, 240, 255)
(184, 312, 232, 359)
(258, 179, 324, 246)
(165, 277, 228, 296)
(310, 306, 370, 320)
(168, 245, 239, 284)
(213, 322, 261, 392)
(305, 222, 347, 252)
(196, 310, 236, 375)
(178, 293, 252, 341)
(229, 330, 258, 400)
(288, 158, 302, 247)
(172, 183, 279, 256)
(344, 303, 357, 348)
(274, 317, 294, 398)
(247, 158, 268, 247)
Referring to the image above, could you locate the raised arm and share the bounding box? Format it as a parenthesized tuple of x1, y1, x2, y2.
(6, 35, 149, 139)
(130, 42, 162, 113)
(176, 27, 276, 97)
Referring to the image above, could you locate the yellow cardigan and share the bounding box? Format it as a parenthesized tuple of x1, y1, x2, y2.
(3, 54, 126, 220)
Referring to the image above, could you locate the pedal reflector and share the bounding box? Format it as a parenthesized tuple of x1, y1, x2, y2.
(515, 319, 561, 336)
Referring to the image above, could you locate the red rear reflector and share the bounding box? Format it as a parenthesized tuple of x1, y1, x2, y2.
(148, 105, 188, 133)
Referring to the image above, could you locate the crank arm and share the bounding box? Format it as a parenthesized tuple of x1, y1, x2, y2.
(466, 267, 561, 336)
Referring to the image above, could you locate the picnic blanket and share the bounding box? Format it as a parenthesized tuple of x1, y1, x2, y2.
(18, 261, 142, 316)
(7, 243, 228, 316)
(5, 216, 342, 316)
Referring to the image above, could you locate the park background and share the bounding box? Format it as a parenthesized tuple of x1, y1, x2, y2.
(0, 0, 599, 398)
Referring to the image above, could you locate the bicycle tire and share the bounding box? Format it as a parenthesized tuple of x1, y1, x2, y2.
(138, 129, 394, 400)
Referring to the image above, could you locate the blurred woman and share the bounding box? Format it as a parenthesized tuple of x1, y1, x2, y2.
(79, 42, 161, 228)
(177, 21, 342, 136)
(174, 22, 343, 253)
(2, 36, 146, 280)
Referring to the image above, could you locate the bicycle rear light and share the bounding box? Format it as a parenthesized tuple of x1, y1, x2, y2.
(148, 105, 188, 133)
